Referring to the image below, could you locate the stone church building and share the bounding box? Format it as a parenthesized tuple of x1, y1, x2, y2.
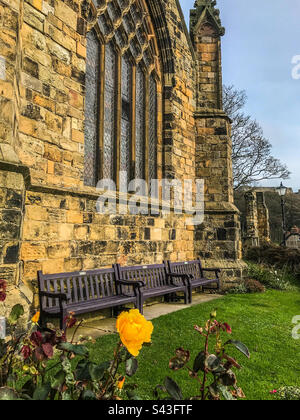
(0, 0, 246, 316)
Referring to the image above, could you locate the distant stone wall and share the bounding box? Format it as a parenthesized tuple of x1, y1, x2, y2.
(256, 192, 270, 243)
(243, 190, 270, 247)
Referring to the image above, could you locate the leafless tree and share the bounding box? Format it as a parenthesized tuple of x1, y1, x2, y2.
(223, 85, 290, 190)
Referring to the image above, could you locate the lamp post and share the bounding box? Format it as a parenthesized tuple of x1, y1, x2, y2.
(276, 182, 287, 247)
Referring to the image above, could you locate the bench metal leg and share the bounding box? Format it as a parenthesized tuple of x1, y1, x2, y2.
(38, 312, 47, 331)
(184, 292, 188, 305)
(139, 298, 144, 315)
(60, 310, 67, 331)
(188, 287, 192, 304)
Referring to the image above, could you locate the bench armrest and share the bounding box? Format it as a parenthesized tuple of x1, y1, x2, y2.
(39, 291, 69, 301)
(167, 273, 190, 287)
(116, 279, 146, 288)
(39, 291, 69, 315)
(202, 268, 221, 277)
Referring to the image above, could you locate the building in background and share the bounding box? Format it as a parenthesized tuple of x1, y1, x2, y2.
(286, 227, 300, 249)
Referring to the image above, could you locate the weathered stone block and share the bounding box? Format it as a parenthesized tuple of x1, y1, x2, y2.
(21, 242, 47, 260)
(24, 3, 45, 32)
(44, 143, 62, 162)
(47, 38, 71, 64)
(54, 0, 78, 31)
(71, 128, 84, 143)
(47, 242, 71, 259)
(27, 0, 43, 12)
(25, 205, 48, 221)
(67, 210, 83, 224)
(4, 244, 19, 264)
(42, 258, 64, 274)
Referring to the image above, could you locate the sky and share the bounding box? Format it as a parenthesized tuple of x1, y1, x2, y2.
(180, 0, 300, 192)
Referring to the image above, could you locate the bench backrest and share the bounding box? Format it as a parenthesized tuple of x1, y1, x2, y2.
(167, 259, 203, 279)
(38, 267, 118, 309)
(116, 263, 168, 290)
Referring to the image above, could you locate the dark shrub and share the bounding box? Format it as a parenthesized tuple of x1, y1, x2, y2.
(246, 243, 300, 274)
(245, 279, 265, 294)
(247, 263, 295, 290)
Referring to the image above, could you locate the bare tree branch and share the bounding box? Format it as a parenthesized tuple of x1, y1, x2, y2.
(223, 85, 290, 190)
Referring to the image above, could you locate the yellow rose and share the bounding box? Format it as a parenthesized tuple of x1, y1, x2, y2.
(116, 309, 153, 357)
(31, 311, 40, 324)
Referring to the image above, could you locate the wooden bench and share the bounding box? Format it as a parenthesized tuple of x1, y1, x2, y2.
(167, 259, 221, 303)
(38, 266, 144, 330)
(116, 263, 190, 314)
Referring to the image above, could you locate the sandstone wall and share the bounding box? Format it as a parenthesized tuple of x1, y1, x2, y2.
(0, 0, 198, 308)
(0, 0, 245, 316)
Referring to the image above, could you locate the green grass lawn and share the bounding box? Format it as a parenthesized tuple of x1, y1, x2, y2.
(89, 290, 300, 400)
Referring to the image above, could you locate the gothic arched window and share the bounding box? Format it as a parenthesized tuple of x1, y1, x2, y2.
(84, 0, 160, 189)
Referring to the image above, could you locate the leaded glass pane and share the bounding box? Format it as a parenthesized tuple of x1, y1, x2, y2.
(107, 1, 121, 22)
(92, 0, 105, 7)
(123, 14, 134, 35)
(148, 73, 157, 183)
(136, 27, 146, 46)
(120, 55, 132, 185)
(122, 55, 131, 101)
(84, 29, 100, 187)
(103, 42, 116, 180)
(129, 42, 139, 60)
(130, 3, 141, 22)
(114, 28, 127, 49)
(117, 0, 129, 9)
(98, 13, 113, 36)
(135, 66, 145, 179)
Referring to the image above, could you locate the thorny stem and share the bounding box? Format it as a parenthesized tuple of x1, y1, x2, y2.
(101, 341, 122, 398)
(201, 319, 212, 400)
(71, 319, 84, 344)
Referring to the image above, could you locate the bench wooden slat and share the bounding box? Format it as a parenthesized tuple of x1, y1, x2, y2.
(94, 274, 101, 299)
(38, 267, 140, 330)
(117, 263, 189, 314)
(100, 273, 105, 298)
(78, 276, 84, 302)
(73, 277, 78, 303)
(167, 259, 221, 303)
